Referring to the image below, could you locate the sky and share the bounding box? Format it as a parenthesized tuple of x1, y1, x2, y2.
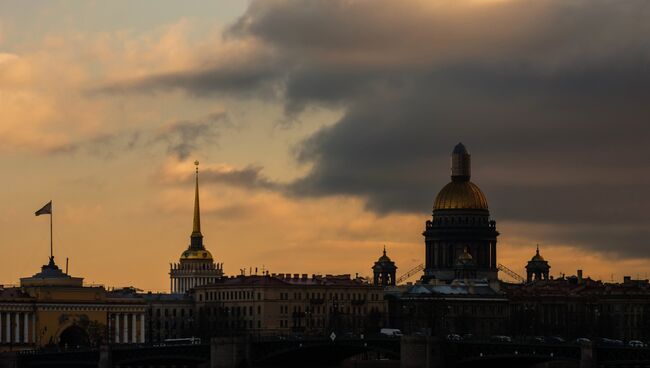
(1, 0, 650, 291)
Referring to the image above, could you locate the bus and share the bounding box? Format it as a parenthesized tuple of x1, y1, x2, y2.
(163, 337, 202, 345)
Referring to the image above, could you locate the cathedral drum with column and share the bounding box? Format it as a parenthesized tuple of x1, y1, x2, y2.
(422, 143, 499, 282)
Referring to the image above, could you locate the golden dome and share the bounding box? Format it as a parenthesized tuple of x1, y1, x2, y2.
(434, 181, 488, 210)
(181, 249, 214, 260)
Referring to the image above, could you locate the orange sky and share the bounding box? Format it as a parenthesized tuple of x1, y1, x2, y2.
(1, 0, 648, 291)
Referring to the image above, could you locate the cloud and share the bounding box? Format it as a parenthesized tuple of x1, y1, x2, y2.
(50, 112, 232, 160)
(157, 159, 282, 191)
(86, 0, 650, 259)
(154, 112, 231, 160)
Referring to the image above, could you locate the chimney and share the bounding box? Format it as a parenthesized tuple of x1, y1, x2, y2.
(577, 270, 583, 284)
(624, 275, 631, 283)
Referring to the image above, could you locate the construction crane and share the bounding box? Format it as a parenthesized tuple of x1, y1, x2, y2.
(396, 263, 424, 284)
(498, 263, 525, 283)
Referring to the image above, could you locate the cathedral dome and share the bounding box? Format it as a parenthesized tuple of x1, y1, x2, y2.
(434, 181, 488, 211)
(180, 249, 213, 261)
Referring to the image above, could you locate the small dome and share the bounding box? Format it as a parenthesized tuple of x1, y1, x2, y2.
(376, 247, 393, 263)
(453, 142, 468, 155)
(434, 181, 489, 211)
(530, 246, 545, 262)
(181, 249, 213, 260)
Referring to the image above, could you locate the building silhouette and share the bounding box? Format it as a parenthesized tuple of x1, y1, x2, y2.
(372, 246, 397, 287)
(169, 161, 223, 294)
(525, 245, 551, 282)
(422, 143, 499, 282)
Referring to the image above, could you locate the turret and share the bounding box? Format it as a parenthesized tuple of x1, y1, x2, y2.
(451, 142, 471, 182)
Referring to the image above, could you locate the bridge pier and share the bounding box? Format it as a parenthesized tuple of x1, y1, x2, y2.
(98, 344, 112, 368)
(211, 336, 250, 368)
(400, 336, 443, 368)
(0, 353, 17, 368)
(579, 342, 595, 368)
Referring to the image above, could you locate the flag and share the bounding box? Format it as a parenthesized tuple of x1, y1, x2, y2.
(35, 201, 52, 216)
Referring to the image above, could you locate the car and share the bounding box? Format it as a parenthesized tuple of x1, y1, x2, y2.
(446, 334, 462, 341)
(628, 340, 645, 347)
(524, 336, 544, 343)
(490, 335, 512, 343)
(599, 338, 624, 346)
(575, 338, 591, 345)
(545, 336, 566, 344)
(380, 328, 403, 337)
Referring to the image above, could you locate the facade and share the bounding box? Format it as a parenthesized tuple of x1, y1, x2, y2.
(0, 257, 145, 351)
(505, 274, 650, 341)
(422, 143, 499, 282)
(193, 274, 386, 338)
(386, 280, 509, 337)
(143, 293, 195, 343)
(169, 161, 224, 294)
(372, 247, 397, 287)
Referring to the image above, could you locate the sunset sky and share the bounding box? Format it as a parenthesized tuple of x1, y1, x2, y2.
(2, 0, 649, 291)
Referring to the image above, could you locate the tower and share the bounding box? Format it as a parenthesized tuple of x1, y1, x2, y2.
(169, 161, 224, 294)
(422, 143, 499, 282)
(525, 245, 550, 282)
(372, 246, 397, 286)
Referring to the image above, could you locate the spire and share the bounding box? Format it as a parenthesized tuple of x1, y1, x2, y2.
(190, 160, 204, 249)
(536, 243, 540, 255)
(451, 142, 471, 182)
(383, 245, 387, 256)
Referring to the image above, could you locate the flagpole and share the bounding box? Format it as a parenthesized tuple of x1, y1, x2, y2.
(50, 209, 53, 259)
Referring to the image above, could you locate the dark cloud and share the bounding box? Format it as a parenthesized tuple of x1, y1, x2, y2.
(103, 0, 650, 258)
(154, 112, 231, 160)
(51, 112, 231, 160)
(199, 165, 282, 191)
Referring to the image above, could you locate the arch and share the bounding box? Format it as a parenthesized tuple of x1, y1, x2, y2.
(58, 325, 90, 348)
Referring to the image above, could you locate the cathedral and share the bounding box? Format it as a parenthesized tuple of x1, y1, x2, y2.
(422, 143, 499, 282)
(169, 161, 223, 294)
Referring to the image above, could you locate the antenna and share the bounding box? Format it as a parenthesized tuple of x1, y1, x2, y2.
(66, 258, 69, 274)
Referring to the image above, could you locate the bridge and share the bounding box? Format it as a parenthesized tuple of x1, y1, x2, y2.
(2, 336, 400, 368)
(5, 336, 650, 367)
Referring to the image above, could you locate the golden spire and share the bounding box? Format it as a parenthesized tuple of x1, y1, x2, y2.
(190, 160, 204, 249)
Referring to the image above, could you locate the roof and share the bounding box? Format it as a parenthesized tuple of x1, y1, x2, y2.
(195, 274, 378, 289)
(434, 181, 489, 211)
(395, 279, 503, 299)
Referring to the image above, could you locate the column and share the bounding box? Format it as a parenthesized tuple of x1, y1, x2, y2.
(131, 314, 136, 343)
(122, 314, 128, 343)
(14, 313, 20, 343)
(140, 314, 145, 343)
(115, 314, 120, 343)
(32, 314, 36, 344)
(0, 313, 3, 343)
(5, 313, 10, 343)
(23, 313, 28, 343)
